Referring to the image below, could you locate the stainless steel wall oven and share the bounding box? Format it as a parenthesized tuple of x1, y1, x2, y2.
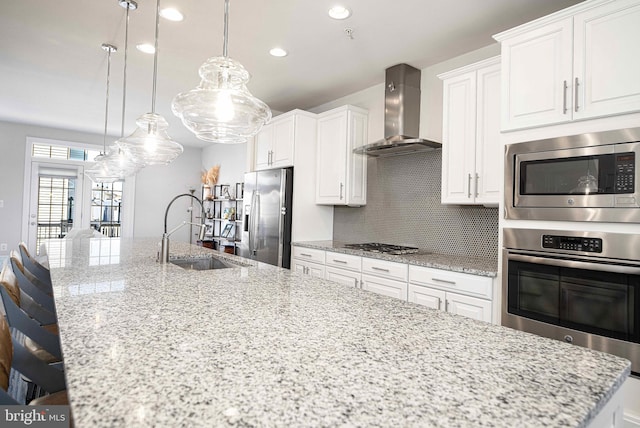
(503, 228, 640, 374)
(505, 127, 640, 222)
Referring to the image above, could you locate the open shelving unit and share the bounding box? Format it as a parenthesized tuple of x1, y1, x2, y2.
(201, 182, 243, 254)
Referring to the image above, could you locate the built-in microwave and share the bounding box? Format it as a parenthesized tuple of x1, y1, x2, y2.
(505, 127, 640, 222)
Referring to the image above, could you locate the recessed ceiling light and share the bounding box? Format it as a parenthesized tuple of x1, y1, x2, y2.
(136, 43, 155, 54)
(328, 6, 351, 20)
(159, 7, 184, 22)
(269, 47, 288, 57)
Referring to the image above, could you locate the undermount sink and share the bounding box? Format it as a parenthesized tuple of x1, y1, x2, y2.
(169, 255, 237, 271)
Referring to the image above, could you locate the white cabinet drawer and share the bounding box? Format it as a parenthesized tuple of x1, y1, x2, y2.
(292, 247, 325, 264)
(409, 265, 492, 300)
(325, 266, 361, 288)
(325, 251, 361, 272)
(361, 274, 407, 301)
(362, 258, 408, 282)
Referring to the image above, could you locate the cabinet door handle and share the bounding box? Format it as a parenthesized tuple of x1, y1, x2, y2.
(467, 174, 472, 198)
(354, 279, 359, 288)
(563, 80, 568, 114)
(574, 77, 579, 113)
(433, 277, 456, 285)
(372, 266, 390, 273)
(268, 150, 273, 165)
(333, 259, 347, 264)
(445, 300, 449, 311)
(339, 183, 344, 200)
(475, 173, 479, 198)
(299, 253, 312, 257)
(437, 297, 441, 310)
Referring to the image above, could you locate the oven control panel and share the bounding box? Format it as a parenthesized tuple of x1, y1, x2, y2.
(542, 235, 603, 253)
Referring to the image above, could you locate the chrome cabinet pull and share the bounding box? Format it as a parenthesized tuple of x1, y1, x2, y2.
(475, 173, 479, 198)
(574, 77, 579, 112)
(354, 279, 359, 288)
(339, 183, 344, 200)
(437, 297, 441, 310)
(467, 174, 472, 198)
(433, 277, 456, 285)
(299, 253, 312, 257)
(563, 80, 568, 114)
(333, 259, 347, 264)
(372, 266, 390, 273)
(445, 300, 449, 311)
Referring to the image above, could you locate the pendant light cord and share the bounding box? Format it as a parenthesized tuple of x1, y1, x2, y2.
(223, 0, 229, 58)
(121, 3, 131, 138)
(102, 45, 115, 154)
(151, 0, 161, 113)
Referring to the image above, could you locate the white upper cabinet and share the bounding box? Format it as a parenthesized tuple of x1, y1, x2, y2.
(316, 105, 368, 206)
(254, 113, 296, 171)
(439, 57, 501, 205)
(573, 0, 640, 120)
(495, 0, 640, 131)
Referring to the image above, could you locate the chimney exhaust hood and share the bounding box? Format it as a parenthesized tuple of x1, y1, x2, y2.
(354, 63, 441, 157)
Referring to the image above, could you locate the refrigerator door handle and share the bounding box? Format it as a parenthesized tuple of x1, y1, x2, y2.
(251, 192, 261, 254)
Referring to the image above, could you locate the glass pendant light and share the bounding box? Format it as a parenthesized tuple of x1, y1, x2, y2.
(171, 0, 272, 144)
(117, 0, 183, 166)
(99, 0, 144, 178)
(85, 43, 121, 184)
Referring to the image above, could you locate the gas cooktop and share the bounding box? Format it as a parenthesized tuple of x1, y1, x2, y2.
(343, 242, 420, 255)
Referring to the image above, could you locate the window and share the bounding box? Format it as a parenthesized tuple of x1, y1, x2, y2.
(90, 181, 123, 237)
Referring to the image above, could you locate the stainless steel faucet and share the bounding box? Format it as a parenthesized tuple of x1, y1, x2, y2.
(159, 193, 206, 264)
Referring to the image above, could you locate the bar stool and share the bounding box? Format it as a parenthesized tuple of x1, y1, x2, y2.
(18, 242, 51, 287)
(0, 316, 67, 405)
(0, 262, 56, 326)
(0, 285, 62, 364)
(10, 251, 54, 303)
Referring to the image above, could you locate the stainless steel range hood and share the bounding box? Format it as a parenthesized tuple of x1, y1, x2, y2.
(354, 63, 441, 157)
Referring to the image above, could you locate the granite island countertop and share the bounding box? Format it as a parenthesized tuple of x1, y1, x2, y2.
(48, 237, 629, 427)
(293, 240, 498, 277)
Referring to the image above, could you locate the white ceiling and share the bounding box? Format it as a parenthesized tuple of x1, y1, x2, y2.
(0, 0, 583, 148)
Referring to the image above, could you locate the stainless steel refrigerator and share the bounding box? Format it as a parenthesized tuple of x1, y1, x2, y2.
(238, 168, 293, 268)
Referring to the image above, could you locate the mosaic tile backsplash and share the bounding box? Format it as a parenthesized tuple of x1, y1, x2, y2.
(332, 150, 499, 260)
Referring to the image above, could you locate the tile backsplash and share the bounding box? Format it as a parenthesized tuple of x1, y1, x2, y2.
(333, 150, 499, 260)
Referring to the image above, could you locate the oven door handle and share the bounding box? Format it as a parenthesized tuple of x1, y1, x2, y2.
(508, 252, 640, 275)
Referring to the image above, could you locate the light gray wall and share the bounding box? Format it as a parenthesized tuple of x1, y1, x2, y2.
(0, 120, 203, 255)
(0, 121, 105, 258)
(201, 143, 248, 186)
(132, 147, 202, 243)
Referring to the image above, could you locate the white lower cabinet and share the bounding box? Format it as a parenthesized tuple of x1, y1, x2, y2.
(408, 265, 493, 323)
(292, 246, 493, 321)
(292, 259, 325, 279)
(292, 246, 325, 279)
(361, 258, 408, 301)
(325, 266, 360, 288)
(324, 251, 362, 288)
(362, 274, 408, 301)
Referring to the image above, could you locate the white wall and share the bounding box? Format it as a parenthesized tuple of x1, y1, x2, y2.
(133, 147, 202, 243)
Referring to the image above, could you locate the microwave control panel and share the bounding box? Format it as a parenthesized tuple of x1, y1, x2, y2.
(542, 235, 603, 253)
(615, 152, 635, 193)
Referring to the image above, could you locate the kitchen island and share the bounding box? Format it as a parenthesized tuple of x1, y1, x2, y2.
(49, 238, 630, 427)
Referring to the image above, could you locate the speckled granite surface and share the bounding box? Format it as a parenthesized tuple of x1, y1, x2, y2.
(293, 240, 498, 277)
(49, 238, 629, 427)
